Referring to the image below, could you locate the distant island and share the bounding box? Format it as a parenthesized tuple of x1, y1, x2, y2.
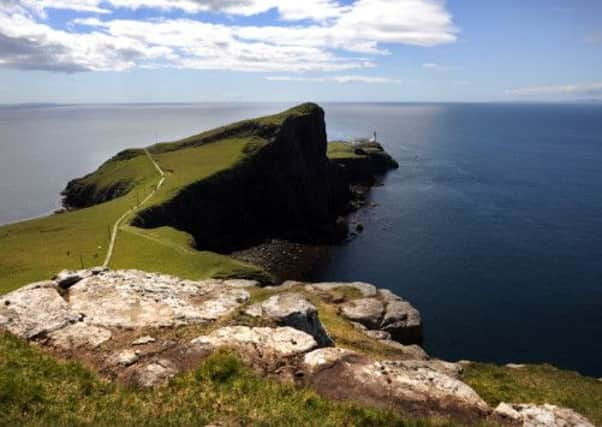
(0, 104, 599, 426)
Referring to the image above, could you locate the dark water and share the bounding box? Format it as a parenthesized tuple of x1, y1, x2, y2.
(314, 103, 602, 377)
(1, 103, 601, 376)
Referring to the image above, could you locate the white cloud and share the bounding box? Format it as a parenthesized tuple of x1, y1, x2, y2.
(266, 75, 401, 83)
(506, 82, 602, 97)
(0, 0, 458, 73)
(422, 62, 460, 71)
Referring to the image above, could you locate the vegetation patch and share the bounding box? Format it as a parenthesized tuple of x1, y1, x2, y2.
(463, 362, 602, 425)
(0, 332, 465, 427)
(0, 116, 277, 294)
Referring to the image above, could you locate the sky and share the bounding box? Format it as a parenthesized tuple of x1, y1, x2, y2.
(0, 0, 601, 103)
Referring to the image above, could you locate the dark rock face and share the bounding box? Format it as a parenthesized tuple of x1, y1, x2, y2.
(133, 105, 351, 252)
(332, 142, 399, 186)
(62, 149, 143, 209)
(62, 179, 130, 209)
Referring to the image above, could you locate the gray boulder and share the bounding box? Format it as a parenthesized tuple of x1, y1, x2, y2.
(67, 270, 249, 328)
(245, 292, 333, 346)
(339, 298, 384, 329)
(134, 359, 178, 387)
(0, 281, 80, 339)
(48, 322, 112, 349)
(494, 402, 594, 427)
(302, 348, 489, 418)
(191, 326, 318, 357)
(111, 349, 139, 367)
(381, 300, 423, 344)
(53, 267, 107, 289)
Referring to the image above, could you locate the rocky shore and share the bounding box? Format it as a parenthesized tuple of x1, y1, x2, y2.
(0, 268, 594, 426)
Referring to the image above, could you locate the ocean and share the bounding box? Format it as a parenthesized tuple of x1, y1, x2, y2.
(1, 102, 601, 376)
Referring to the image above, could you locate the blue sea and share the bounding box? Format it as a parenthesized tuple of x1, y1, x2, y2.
(1, 103, 601, 376)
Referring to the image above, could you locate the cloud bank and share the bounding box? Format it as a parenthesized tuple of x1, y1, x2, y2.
(265, 75, 401, 84)
(506, 82, 602, 97)
(0, 0, 457, 74)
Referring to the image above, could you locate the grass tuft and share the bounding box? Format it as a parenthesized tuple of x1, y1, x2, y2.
(463, 363, 602, 425)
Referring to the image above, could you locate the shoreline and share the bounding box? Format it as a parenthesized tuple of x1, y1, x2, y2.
(229, 183, 378, 283)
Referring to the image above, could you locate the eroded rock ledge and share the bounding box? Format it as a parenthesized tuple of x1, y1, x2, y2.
(0, 269, 593, 427)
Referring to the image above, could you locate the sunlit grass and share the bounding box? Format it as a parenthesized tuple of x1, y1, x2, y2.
(463, 363, 602, 425)
(0, 332, 462, 427)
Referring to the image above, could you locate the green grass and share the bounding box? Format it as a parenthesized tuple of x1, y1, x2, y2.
(111, 225, 273, 283)
(0, 332, 462, 427)
(463, 363, 602, 425)
(64, 149, 155, 205)
(327, 141, 363, 160)
(148, 103, 319, 154)
(150, 137, 258, 204)
(0, 119, 278, 294)
(0, 191, 152, 293)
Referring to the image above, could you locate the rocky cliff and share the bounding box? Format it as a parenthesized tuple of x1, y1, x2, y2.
(0, 269, 594, 427)
(133, 104, 351, 251)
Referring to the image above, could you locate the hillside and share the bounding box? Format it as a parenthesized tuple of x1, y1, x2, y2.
(0, 103, 395, 294)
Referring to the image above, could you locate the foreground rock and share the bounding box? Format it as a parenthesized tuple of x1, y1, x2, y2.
(338, 291, 423, 344)
(67, 270, 250, 328)
(0, 269, 593, 426)
(0, 281, 80, 339)
(494, 403, 594, 427)
(244, 292, 333, 346)
(191, 326, 318, 357)
(303, 348, 489, 419)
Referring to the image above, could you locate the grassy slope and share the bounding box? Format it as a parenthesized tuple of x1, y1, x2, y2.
(0, 105, 325, 294)
(327, 141, 363, 159)
(109, 137, 273, 282)
(0, 153, 158, 293)
(463, 363, 602, 425)
(0, 123, 280, 294)
(0, 332, 458, 427)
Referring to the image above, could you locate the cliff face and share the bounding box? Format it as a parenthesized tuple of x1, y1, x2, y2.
(62, 149, 145, 209)
(133, 104, 351, 251)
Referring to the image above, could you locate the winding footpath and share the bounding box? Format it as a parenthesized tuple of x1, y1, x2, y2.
(102, 149, 165, 267)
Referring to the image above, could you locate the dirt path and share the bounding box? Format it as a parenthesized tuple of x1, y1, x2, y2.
(102, 149, 165, 267)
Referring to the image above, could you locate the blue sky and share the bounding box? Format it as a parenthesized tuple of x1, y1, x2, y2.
(0, 0, 600, 103)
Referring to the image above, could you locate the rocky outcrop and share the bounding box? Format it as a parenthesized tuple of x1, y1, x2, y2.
(338, 292, 423, 345)
(244, 292, 333, 346)
(191, 326, 318, 357)
(48, 323, 112, 350)
(0, 269, 253, 339)
(302, 347, 489, 419)
(1, 269, 593, 426)
(340, 297, 385, 329)
(330, 140, 399, 184)
(66, 270, 251, 328)
(494, 403, 594, 427)
(309, 281, 377, 297)
(0, 281, 80, 339)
